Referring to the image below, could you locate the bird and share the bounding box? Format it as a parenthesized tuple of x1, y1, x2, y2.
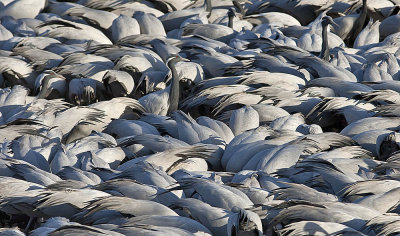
(110, 14, 141, 43)
(332, 0, 369, 47)
(159, 0, 212, 32)
(166, 55, 190, 114)
(319, 16, 339, 61)
(353, 18, 381, 48)
(0, 0, 400, 235)
(138, 55, 190, 116)
(379, 6, 400, 40)
(133, 11, 167, 37)
(0, 0, 47, 19)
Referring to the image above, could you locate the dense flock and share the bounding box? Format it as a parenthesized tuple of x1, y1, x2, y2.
(0, 0, 399, 235)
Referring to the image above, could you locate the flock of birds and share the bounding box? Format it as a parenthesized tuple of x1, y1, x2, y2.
(0, 0, 399, 235)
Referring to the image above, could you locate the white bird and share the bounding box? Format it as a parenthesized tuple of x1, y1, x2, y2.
(134, 11, 166, 36)
(38, 18, 113, 45)
(64, 5, 119, 31)
(196, 115, 234, 143)
(34, 71, 67, 100)
(0, 227, 25, 235)
(172, 111, 224, 145)
(352, 129, 397, 158)
(379, 8, 400, 39)
(159, 0, 212, 32)
(364, 213, 400, 235)
(181, 23, 237, 44)
(296, 16, 341, 59)
(104, 119, 160, 139)
(113, 161, 183, 198)
(1, 0, 400, 235)
(229, 105, 259, 136)
(172, 198, 259, 236)
(0, 0, 46, 19)
(95, 178, 179, 206)
(138, 55, 190, 115)
(117, 144, 212, 174)
(111, 14, 140, 43)
(102, 70, 135, 98)
(244, 12, 301, 28)
(332, 0, 368, 46)
(341, 117, 400, 137)
(171, 177, 254, 210)
(73, 196, 178, 224)
(120, 215, 212, 235)
(307, 77, 373, 98)
(354, 18, 381, 48)
(57, 166, 102, 185)
(278, 221, 365, 235)
(43, 224, 124, 236)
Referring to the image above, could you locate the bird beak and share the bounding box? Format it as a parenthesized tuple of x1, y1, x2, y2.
(233, 0, 252, 6)
(327, 18, 339, 29)
(241, 0, 253, 4)
(180, 57, 190, 62)
(330, 21, 339, 29)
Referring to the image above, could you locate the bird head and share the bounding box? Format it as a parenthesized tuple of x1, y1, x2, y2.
(228, 8, 236, 18)
(321, 16, 339, 29)
(166, 54, 190, 68)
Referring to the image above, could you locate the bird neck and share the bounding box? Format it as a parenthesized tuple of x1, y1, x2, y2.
(348, 0, 368, 46)
(167, 62, 180, 114)
(319, 23, 330, 61)
(360, 0, 368, 18)
(232, 0, 245, 16)
(391, 6, 400, 16)
(204, 0, 212, 12)
(204, 0, 212, 18)
(228, 14, 234, 28)
(357, 0, 368, 29)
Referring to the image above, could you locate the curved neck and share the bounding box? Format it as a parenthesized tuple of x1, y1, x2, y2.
(320, 23, 330, 61)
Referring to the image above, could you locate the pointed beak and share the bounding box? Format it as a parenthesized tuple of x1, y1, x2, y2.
(330, 21, 339, 29)
(232, 0, 253, 7)
(241, 0, 253, 4)
(180, 57, 190, 62)
(326, 17, 339, 29)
